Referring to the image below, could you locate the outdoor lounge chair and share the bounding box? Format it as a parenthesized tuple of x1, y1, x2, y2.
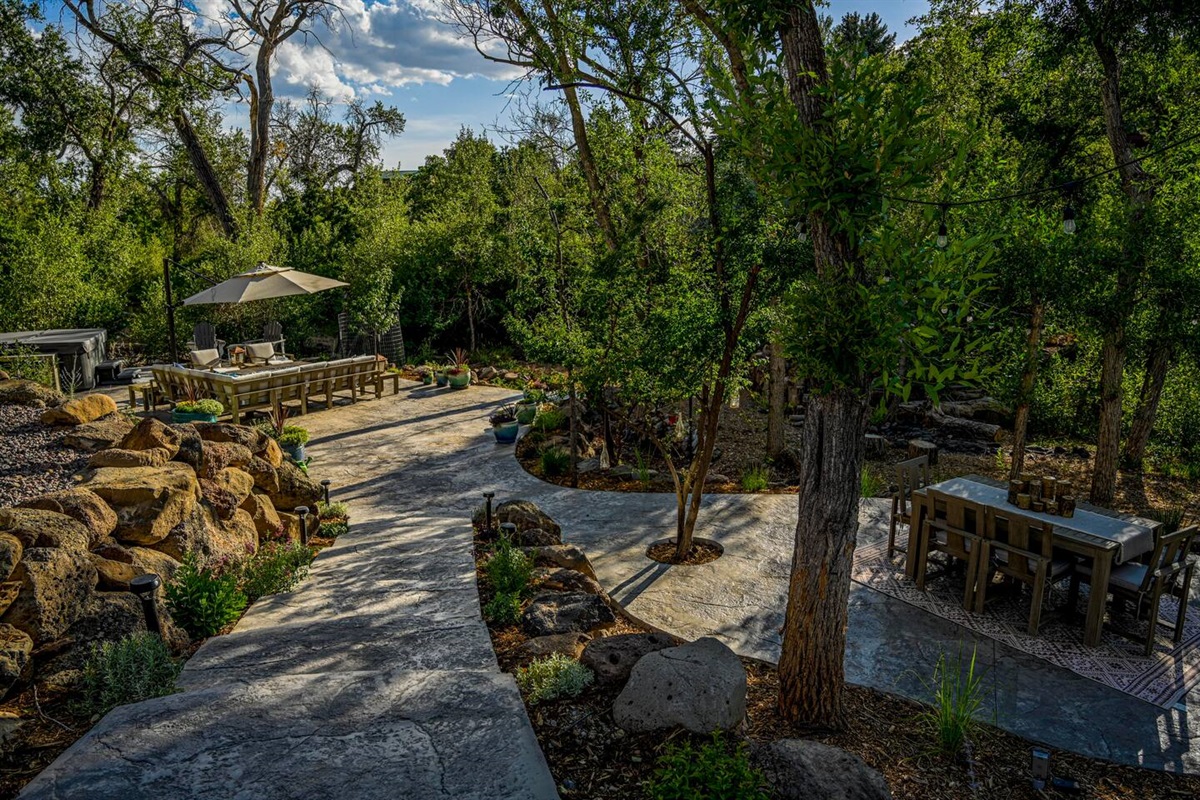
(192, 322, 226, 356)
(188, 348, 222, 369)
(244, 341, 291, 366)
(1069, 525, 1197, 655)
(260, 321, 286, 356)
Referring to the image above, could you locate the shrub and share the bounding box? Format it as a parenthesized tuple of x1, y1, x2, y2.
(175, 399, 224, 416)
(165, 554, 248, 639)
(860, 467, 884, 498)
(635, 450, 652, 489)
(533, 405, 565, 432)
(483, 591, 522, 625)
(540, 446, 571, 477)
(740, 466, 769, 492)
(515, 653, 594, 704)
(922, 645, 986, 755)
(646, 733, 768, 800)
(484, 536, 533, 595)
(276, 425, 310, 447)
(238, 542, 313, 602)
(76, 633, 180, 715)
(319, 520, 349, 538)
(1147, 506, 1186, 534)
(317, 500, 349, 521)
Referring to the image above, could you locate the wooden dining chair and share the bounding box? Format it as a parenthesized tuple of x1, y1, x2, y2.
(916, 489, 987, 610)
(888, 455, 931, 558)
(1069, 525, 1197, 655)
(978, 510, 1075, 634)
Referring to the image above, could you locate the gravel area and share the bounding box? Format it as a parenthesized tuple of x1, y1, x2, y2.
(0, 404, 89, 507)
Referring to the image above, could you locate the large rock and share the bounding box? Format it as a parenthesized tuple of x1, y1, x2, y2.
(41, 394, 118, 425)
(91, 555, 142, 592)
(199, 441, 254, 480)
(0, 508, 91, 551)
(1, 547, 97, 643)
(521, 591, 614, 637)
(517, 632, 591, 662)
(496, 500, 561, 538)
(17, 488, 117, 542)
(581, 632, 679, 686)
(246, 456, 280, 495)
(84, 463, 201, 545)
(61, 414, 136, 452)
(510, 527, 561, 547)
(128, 547, 181, 587)
(88, 447, 172, 469)
(121, 417, 182, 458)
(613, 637, 747, 734)
(750, 740, 893, 800)
(0, 582, 20, 616)
(92, 540, 134, 564)
(0, 624, 33, 697)
(0, 534, 22, 582)
(51, 592, 189, 670)
(0, 379, 63, 408)
(522, 544, 597, 580)
(148, 505, 257, 564)
(241, 493, 283, 540)
(268, 460, 323, 512)
(169, 424, 204, 471)
(536, 567, 603, 596)
(194, 423, 282, 467)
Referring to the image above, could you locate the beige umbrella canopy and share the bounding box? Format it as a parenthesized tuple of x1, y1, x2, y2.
(183, 262, 348, 306)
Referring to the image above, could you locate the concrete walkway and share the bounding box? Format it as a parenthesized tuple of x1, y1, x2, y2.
(23, 381, 1199, 796)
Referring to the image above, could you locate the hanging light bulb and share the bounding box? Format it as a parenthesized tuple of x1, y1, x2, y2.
(795, 219, 808, 242)
(936, 204, 949, 249)
(1062, 205, 1076, 235)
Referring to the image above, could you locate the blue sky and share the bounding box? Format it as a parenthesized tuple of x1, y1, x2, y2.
(42, 1, 929, 169)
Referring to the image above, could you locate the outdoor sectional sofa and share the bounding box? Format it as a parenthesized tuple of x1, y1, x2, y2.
(151, 355, 388, 423)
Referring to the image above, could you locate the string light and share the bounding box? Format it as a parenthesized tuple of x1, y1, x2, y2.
(1062, 205, 1076, 235)
(795, 219, 808, 242)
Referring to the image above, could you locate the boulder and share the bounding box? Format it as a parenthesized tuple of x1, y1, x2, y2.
(246, 456, 281, 495)
(612, 637, 747, 734)
(128, 547, 181, 587)
(40, 394, 118, 425)
(120, 417, 182, 458)
(496, 500, 561, 538)
(17, 488, 117, 542)
(241, 493, 283, 540)
(581, 632, 679, 686)
(148, 505, 257, 564)
(0, 582, 20, 616)
(91, 555, 142, 591)
(214, 468, 255, 507)
(537, 567, 603, 596)
(52, 592, 189, 668)
(199, 467, 255, 520)
(750, 740, 893, 800)
(84, 463, 201, 545)
(88, 447, 172, 469)
(92, 540, 134, 564)
(0, 508, 91, 551)
(522, 544, 597, 580)
(198, 441, 254, 479)
(169, 424, 204, 471)
(521, 591, 614, 637)
(1, 547, 97, 643)
(517, 632, 591, 661)
(510, 527, 561, 547)
(0, 379, 63, 408)
(61, 414, 135, 452)
(275, 511, 305, 544)
(0, 534, 22, 582)
(0, 624, 33, 697)
(268, 460, 323, 511)
(194, 423, 282, 466)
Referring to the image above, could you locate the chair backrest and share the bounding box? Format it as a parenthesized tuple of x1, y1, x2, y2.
(894, 456, 931, 517)
(263, 321, 283, 341)
(193, 322, 218, 350)
(1142, 525, 1198, 592)
(189, 348, 220, 368)
(926, 488, 984, 559)
(246, 341, 275, 363)
(988, 508, 1053, 581)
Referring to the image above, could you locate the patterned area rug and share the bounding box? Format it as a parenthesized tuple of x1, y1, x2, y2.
(852, 536, 1200, 707)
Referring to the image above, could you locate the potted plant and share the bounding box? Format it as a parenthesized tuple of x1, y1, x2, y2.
(490, 404, 519, 444)
(435, 366, 449, 387)
(277, 425, 310, 462)
(446, 348, 471, 390)
(420, 363, 436, 385)
(172, 398, 224, 424)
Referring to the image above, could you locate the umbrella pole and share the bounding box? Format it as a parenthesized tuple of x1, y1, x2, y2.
(164, 256, 179, 363)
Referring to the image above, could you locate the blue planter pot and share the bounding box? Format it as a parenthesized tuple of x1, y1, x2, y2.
(435, 372, 449, 387)
(283, 443, 307, 462)
(492, 421, 519, 444)
(171, 411, 219, 424)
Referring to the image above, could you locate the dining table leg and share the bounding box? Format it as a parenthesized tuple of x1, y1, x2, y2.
(1084, 549, 1113, 647)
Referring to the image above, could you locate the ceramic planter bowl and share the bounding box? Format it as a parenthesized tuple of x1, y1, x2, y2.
(492, 420, 519, 444)
(447, 369, 471, 390)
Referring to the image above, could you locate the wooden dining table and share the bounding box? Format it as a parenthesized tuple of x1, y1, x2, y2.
(905, 475, 1161, 647)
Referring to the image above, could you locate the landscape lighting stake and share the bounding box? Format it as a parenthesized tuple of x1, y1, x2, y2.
(320, 479, 331, 504)
(500, 522, 517, 541)
(483, 491, 495, 531)
(296, 506, 310, 545)
(129, 574, 163, 637)
(1030, 747, 1051, 790)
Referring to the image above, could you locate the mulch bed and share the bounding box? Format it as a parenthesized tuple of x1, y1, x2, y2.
(645, 540, 723, 565)
(474, 526, 1200, 799)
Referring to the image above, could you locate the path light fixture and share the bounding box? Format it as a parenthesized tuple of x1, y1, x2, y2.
(320, 479, 331, 505)
(483, 491, 495, 532)
(296, 506, 310, 545)
(1030, 747, 1050, 790)
(499, 522, 517, 541)
(129, 574, 163, 637)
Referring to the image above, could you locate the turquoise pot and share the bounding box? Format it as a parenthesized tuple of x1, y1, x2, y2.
(492, 421, 519, 443)
(448, 370, 471, 390)
(171, 410, 218, 424)
(435, 372, 449, 387)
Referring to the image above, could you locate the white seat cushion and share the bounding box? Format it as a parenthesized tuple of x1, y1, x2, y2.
(247, 342, 275, 361)
(190, 349, 220, 367)
(1077, 561, 1148, 593)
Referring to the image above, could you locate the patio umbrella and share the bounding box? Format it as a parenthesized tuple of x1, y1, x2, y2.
(182, 262, 348, 306)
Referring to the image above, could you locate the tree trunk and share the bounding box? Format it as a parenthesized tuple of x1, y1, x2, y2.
(1009, 301, 1044, 480)
(86, 161, 106, 211)
(172, 109, 237, 238)
(248, 47, 275, 216)
(779, 389, 869, 727)
(1122, 341, 1172, 469)
(767, 340, 788, 461)
(1090, 327, 1126, 505)
(568, 370, 579, 488)
(465, 279, 477, 352)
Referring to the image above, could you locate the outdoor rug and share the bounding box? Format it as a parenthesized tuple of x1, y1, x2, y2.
(852, 536, 1200, 708)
